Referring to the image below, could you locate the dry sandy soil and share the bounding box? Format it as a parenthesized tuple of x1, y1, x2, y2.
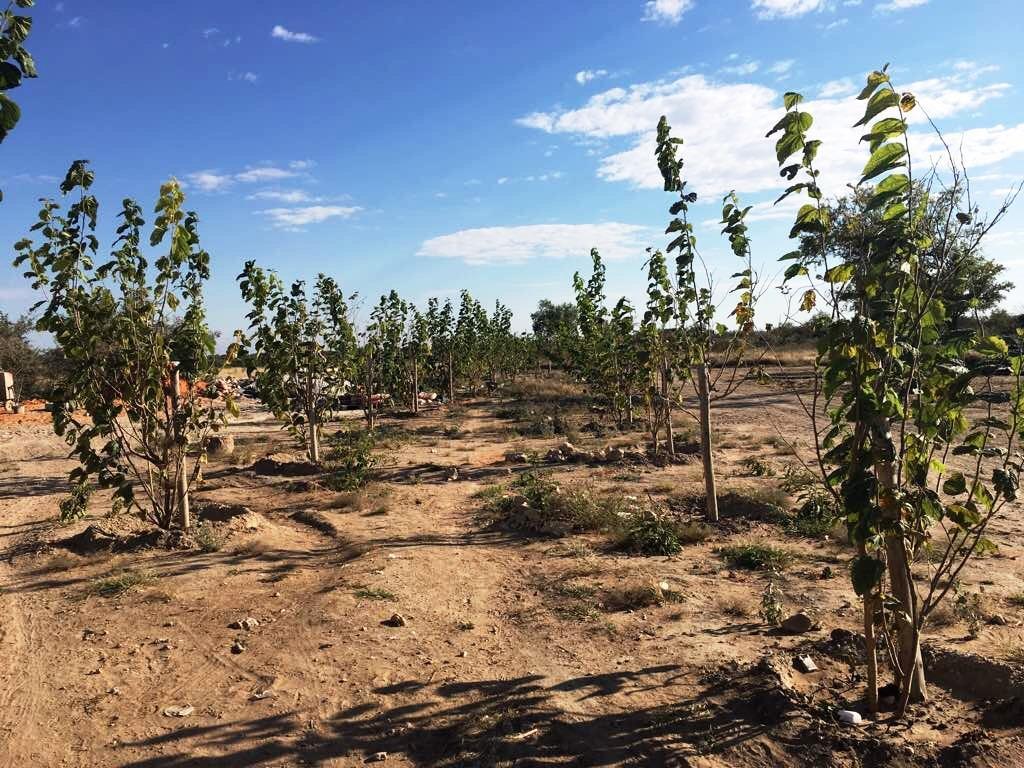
(1, 374, 1023, 767)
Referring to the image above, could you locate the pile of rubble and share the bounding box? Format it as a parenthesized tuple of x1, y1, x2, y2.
(202, 376, 254, 400)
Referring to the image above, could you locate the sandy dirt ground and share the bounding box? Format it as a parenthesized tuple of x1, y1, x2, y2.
(1, 374, 1023, 767)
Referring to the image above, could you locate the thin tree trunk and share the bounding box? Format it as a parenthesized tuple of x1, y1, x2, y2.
(412, 357, 419, 414)
(663, 365, 675, 460)
(447, 349, 455, 404)
(872, 419, 927, 706)
(697, 362, 718, 522)
(859, 542, 879, 715)
(308, 406, 320, 464)
(172, 367, 191, 531)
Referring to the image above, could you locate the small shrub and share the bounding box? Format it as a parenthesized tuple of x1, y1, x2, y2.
(766, 434, 798, 455)
(717, 543, 793, 571)
(622, 510, 683, 556)
(194, 523, 223, 553)
(59, 482, 92, 524)
(740, 457, 775, 477)
(353, 586, 396, 601)
(484, 471, 630, 536)
(554, 603, 601, 622)
(759, 576, 784, 626)
(786, 493, 840, 538)
(472, 484, 504, 501)
(607, 579, 682, 611)
(90, 570, 154, 598)
(324, 428, 378, 491)
(1007, 593, 1024, 608)
(718, 596, 752, 618)
(952, 584, 984, 638)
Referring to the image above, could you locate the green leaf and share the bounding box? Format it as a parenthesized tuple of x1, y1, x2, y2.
(857, 70, 890, 101)
(942, 472, 966, 495)
(0, 93, 21, 132)
(865, 173, 909, 211)
(788, 203, 828, 238)
(860, 142, 906, 182)
(977, 335, 1009, 356)
(784, 263, 808, 282)
(854, 88, 899, 128)
(881, 202, 907, 221)
(823, 264, 855, 283)
(783, 91, 803, 110)
(0, 62, 22, 89)
(850, 555, 885, 597)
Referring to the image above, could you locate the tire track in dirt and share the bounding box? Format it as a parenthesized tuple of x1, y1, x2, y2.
(0, 567, 46, 768)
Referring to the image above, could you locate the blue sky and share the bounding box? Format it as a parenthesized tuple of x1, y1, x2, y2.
(3, 0, 1024, 339)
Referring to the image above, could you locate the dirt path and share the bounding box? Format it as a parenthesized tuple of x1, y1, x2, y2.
(2, 385, 1023, 766)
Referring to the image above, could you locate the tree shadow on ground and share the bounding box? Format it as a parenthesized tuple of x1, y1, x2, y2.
(114, 661, 824, 768)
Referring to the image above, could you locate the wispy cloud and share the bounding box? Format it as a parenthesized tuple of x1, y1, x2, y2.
(767, 59, 795, 76)
(228, 71, 259, 84)
(271, 24, 319, 43)
(184, 163, 309, 192)
(818, 77, 855, 97)
(419, 222, 651, 265)
(246, 189, 320, 203)
(642, 0, 695, 25)
(721, 60, 759, 76)
(576, 69, 608, 85)
(751, 0, 825, 19)
(875, 0, 928, 12)
(258, 205, 361, 230)
(234, 166, 301, 183)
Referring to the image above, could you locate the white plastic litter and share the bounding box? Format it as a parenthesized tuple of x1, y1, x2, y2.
(837, 709, 863, 725)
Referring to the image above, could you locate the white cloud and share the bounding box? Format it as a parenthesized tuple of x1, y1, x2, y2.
(576, 69, 608, 85)
(914, 124, 1024, 170)
(258, 205, 361, 230)
(524, 172, 564, 182)
(642, 0, 695, 25)
(234, 165, 300, 183)
(229, 71, 259, 84)
(497, 177, 509, 185)
(818, 77, 855, 97)
(418, 223, 651, 265)
(184, 163, 310, 192)
(271, 24, 319, 43)
(875, 0, 928, 11)
(202, 27, 219, 38)
(752, 0, 825, 19)
(722, 60, 760, 76)
(247, 189, 318, 203)
(767, 59, 795, 76)
(185, 170, 234, 193)
(824, 17, 849, 29)
(516, 66, 1015, 200)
